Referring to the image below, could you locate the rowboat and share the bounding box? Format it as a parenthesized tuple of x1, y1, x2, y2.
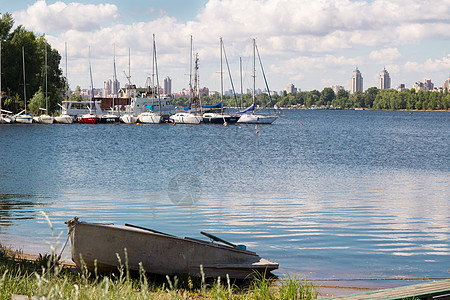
(66, 217, 278, 279)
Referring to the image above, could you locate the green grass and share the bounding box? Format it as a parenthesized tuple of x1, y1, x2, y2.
(0, 214, 318, 299)
(0, 246, 318, 299)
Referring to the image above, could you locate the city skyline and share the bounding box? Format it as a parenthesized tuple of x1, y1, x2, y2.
(5, 0, 449, 93)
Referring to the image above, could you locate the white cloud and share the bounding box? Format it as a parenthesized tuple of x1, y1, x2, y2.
(12, 0, 450, 91)
(369, 48, 403, 63)
(13, 0, 119, 33)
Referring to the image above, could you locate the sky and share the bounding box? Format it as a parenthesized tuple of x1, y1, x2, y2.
(2, 0, 450, 93)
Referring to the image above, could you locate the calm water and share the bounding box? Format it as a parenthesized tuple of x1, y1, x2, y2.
(0, 110, 449, 284)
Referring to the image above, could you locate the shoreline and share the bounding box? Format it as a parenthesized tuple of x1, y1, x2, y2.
(5, 248, 442, 298)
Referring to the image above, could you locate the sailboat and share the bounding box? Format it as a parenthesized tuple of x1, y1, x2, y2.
(35, 43, 54, 124)
(54, 43, 74, 124)
(138, 35, 162, 124)
(78, 47, 98, 124)
(0, 41, 15, 124)
(14, 47, 33, 124)
(237, 39, 279, 124)
(98, 45, 120, 124)
(120, 49, 138, 124)
(202, 37, 239, 125)
(170, 35, 202, 125)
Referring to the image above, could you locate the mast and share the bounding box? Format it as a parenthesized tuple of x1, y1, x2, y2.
(88, 46, 95, 114)
(152, 36, 155, 105)
(189, 35, 193, 108)
(113, 43, 118, 115)
(153, 34, 162, 114)
(22, 47, 27, 113)
(220, 37, 223, 114)
(0, 41, 2, 112)
(45, 42, 48, 114)
(65, 42, 68, 103)
(252, 38, 256, 114)
(240, 56, 243, 109)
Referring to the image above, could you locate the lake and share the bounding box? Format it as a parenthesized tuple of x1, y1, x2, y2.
(0, 109, 449, 286)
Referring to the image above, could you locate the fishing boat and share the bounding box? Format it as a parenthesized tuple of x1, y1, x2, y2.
(14, 47, 33, 124)
(66, 217, 278, 279)
(237, 39, 279, 124)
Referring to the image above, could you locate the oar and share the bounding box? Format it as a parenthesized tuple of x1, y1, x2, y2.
(125, 223, 176, 237)
(201, 231, 247, 250)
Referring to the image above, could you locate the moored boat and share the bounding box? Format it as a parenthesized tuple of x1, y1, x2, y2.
(170, 112, 202, 124)
(78, 113, 97, 124)
(66, 217, 278, 279)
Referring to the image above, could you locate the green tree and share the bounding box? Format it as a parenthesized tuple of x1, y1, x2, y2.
(28, 87, 45, 114)
(320, 87, 335, 107)
(364, 87, 378, 108)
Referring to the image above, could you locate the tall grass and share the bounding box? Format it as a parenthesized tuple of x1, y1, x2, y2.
(0, 213, 318, 299)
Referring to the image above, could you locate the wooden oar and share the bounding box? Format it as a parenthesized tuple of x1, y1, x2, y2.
(125, 223, 176, 237)
(201, 231, 238, 248)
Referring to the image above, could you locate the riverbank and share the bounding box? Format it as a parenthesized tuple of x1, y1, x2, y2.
(1, 247, 321, 299)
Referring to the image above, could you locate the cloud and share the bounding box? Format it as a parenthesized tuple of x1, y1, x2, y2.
(13, 0, 119, 33)
(369, 48, 403, 63)
(12, 0, 450, 91)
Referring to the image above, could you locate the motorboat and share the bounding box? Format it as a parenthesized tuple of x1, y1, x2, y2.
(66, 217, 278, 279)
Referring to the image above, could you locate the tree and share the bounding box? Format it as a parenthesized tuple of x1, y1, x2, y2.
(0, 13, 64, 114)
(28, 87, 45, 114)
(320, 87, 335, 107)
(364, 87, 378, 108)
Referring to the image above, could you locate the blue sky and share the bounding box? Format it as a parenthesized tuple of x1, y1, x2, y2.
(2, 0, 450, 93)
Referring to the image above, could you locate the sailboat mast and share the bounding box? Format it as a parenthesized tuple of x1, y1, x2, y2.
(189, 35, 193, 106)
(0, 41, 2, 112)
(113, 43, 118, 115)
(22, 47, 27, 113)
(252, 39, 256, 114)
(65, 42, 68, 102)
(240, 56, 243, 109)
(153, 34, 162, 114)
(45, 42, 48, 113)
(220, 37, 223, 114)
(88, 47, 94, 113)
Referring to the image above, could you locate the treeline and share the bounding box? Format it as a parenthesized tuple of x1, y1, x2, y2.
(173, 87, 450, 111)
(0, 13, 64, 114)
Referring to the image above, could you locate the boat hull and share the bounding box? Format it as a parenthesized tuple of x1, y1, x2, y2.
(78, 114, 98, 124)
(138, 113, 161, 124)
(202, 113, 239, 124)
(54, 115, 74, 124)
(237, 114, 278, 124)
(120, 114, 138, 124)
(67, 218, 278, 279)
(98, 115, 120, 123)
(35, 115, 54, 124)
(14, 115, 33, 124)
(170, 113, 202, 124)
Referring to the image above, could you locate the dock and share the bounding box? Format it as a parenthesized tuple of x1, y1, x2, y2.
(326, 279, 450, 300)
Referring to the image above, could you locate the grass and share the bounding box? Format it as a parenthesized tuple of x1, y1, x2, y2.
(0, 213, 318, 299)
(0, 245, 318, 299)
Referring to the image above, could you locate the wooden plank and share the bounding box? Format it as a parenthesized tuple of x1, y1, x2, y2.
(329, 279, 450, 300)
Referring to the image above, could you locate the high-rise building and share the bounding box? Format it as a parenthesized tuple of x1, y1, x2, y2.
(163, 76, 172, 95)
(443, 76, 450, 92)
(285, 84, 297, 94)
(378, 68, 391, 90)
(423, 79, 434, 91)
(351, 67, 363, 94)
(331, 85, 345, 94)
